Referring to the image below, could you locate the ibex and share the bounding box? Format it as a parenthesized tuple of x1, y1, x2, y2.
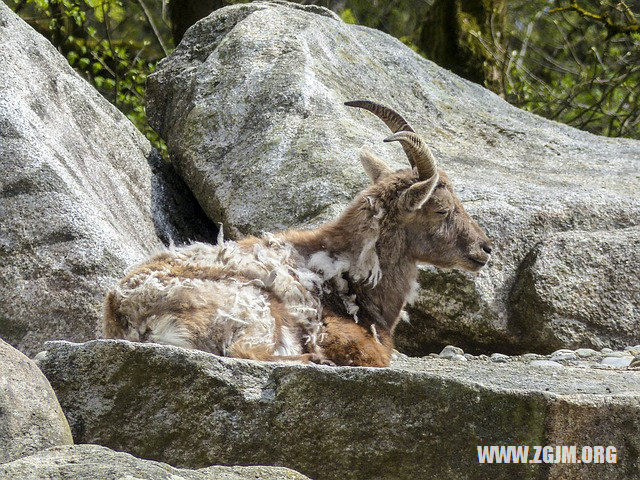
(103, 101, 492, 367)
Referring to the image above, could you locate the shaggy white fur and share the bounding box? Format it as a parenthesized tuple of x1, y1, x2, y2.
(112, 233, 333, 355)
(112, 218, 389, 355)
(304, 201, 385, 323)
(351, 204, 384, 287)
(145, 313, 193, 348)
(307, 250, 363, 322)
(406, 279, 420, 305)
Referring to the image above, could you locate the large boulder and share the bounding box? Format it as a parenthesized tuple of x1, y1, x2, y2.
(0, 444, 309, 479)
(0, 339, 72, 463)
(146, 1, 640, 354)
(37, 340, 640, 480)
(0, 3, 217, 355)
(510, 226, 640, 352)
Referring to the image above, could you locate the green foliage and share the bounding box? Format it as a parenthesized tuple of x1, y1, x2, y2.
(500, 0, 640, 139)
(333, 0, 429, 54)
(8, 0, 639, 142)
(330, 0, 640, 139)
(8, 0, 172, 152)
(339, 7, 357, 25)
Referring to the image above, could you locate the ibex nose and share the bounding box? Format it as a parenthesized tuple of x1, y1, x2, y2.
(482, 243, 493, 255)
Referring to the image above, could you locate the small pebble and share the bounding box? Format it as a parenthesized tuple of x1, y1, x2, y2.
(575, 348, 598, 358)
(451, 354, 467, 362)
(601, 356, 632, 368)
(599, 351, 627, 358)
(522, 353, 544, 360)
(550, 349, 574, 356)
(629, 356, 640, 370)
(439, 345, 464, 359)
(33, 350, 48, 363)
(391, 351, 410, 361)
(626, 346, 640, 356)
(490, 353, 509, 363)
(550, 352, 577, 362)
(574, 361, 592, 369)
(530, 360, 563, 368)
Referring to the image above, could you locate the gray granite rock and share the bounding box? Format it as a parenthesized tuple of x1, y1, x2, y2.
(439, 345, 464, 358)
(146, 1, 640, 355)
(0, 3, 163, 355)
(511, 227, 640, 352)
(490, 352, 509, 363)
(37, 340, 640, 480)
(575, 348, 598, 358)
(530, 359, 563, 369)
(601, 356, 633, 368)
(0, 444, 310, 479)
(148, 151, 219, 246)
(0, 339, 72, 463)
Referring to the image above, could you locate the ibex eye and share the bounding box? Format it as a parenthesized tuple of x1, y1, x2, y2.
(436, 210, 448, 216)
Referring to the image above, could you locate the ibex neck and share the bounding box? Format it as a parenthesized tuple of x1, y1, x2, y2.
(282, 220, 418, 332)
(371, 254, 418, 330)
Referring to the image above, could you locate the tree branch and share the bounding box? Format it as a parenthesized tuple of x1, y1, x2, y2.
(137, 0, 170, 57)
(550, 1, 639, 38)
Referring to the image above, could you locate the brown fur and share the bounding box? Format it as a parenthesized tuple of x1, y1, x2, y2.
(277, 167, 491, 367)
(228, 291, 332, 364)
(281, 169, 491, 335)
(102, 290, 124, 339)
(320, 313, 393, 367)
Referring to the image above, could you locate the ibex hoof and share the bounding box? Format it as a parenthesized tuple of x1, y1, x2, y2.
(309, 353, 336, 367)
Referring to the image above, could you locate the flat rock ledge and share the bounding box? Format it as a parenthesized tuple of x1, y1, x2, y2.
(0, 444, 309, 480)
(37, 340, 640, 480)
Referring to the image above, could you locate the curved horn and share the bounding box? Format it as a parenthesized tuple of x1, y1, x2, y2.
(345, 100, 436, 176)
(384, 131, 437, 180)
(344, 100, 415, 134)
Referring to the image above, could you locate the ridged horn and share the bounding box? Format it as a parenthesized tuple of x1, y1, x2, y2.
(383, 131, 437, 180)
(344, 100, 437, 179)
(344, 100, 415, 134)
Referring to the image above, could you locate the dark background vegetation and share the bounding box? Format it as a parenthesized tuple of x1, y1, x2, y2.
(8, 0, 640, 150)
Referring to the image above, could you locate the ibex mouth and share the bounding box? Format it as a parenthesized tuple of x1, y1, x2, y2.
(467, 256, 488, 268)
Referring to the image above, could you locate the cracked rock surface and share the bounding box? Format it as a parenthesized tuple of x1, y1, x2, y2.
(0, 444, 310, 480)
(0, 339, 72, 463)
(37, 340, 640, 480)
(0, 3, 217, 355)
(0, 3, 162, 355)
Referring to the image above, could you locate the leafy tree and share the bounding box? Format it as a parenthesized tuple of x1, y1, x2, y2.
(417, 0, 508, 96)
(165, 0, 223, 43)
(8, 0, 173, 151)
(487, 0, 640, 138)
(9, 0, 639, 142)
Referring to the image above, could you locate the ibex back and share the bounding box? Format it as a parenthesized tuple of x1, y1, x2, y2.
(103, 100, 492, 367)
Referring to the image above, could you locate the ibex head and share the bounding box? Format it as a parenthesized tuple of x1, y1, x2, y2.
(345, 100, 492, 272)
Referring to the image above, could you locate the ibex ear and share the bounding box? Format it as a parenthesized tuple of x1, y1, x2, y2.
(401, 174, 439, 211)
(360, 146, 391, 183)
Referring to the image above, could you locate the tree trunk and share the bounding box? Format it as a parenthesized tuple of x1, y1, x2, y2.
(418, 0, 507, 96)
(167, 0, 224, 45)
